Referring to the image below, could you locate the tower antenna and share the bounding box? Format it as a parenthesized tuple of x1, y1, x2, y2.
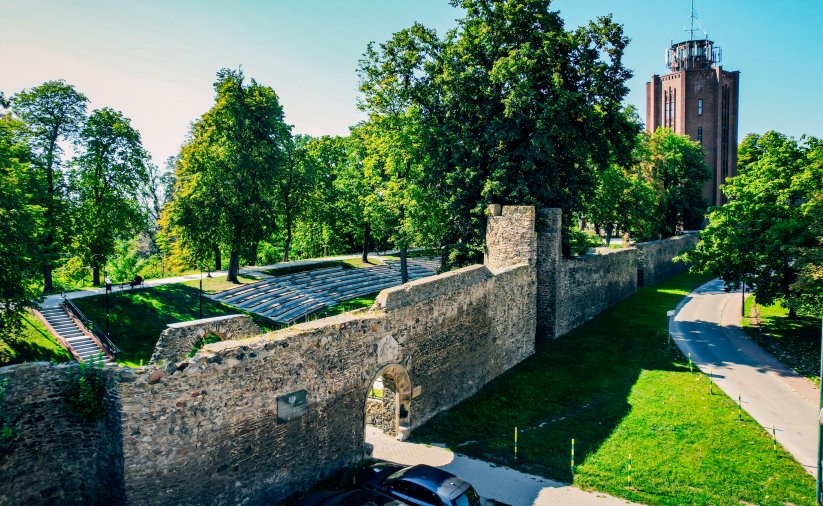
(690, 0, 695, 40)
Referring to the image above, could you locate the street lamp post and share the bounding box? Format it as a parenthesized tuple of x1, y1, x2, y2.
(199, 265, 203, 319)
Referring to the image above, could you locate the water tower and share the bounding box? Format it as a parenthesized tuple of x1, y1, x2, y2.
(645, 5, 740, 206)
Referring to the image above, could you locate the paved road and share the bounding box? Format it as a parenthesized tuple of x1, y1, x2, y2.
(669, 279, 819, 475)
(367, 427, 639, 506)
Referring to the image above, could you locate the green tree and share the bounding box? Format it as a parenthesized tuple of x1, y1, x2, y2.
(641, 128, 710, 238)
(0, 113, 43, 334)
(69, 107, 149, 285)
(359, 1, 637, 265)
(277, 135, 317, 262)
(586, 163, 657, 244)
(169, 69, 291, 283)
(684, 132, 822, 316)
(12, 80, 88, 292)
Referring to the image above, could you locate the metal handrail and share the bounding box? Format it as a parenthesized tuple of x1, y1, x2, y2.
(63, 298, 122, 357)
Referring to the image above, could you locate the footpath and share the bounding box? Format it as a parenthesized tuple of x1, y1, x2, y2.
(670, 279, 819, 474)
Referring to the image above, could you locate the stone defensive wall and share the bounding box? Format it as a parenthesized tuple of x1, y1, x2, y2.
(0, 205, 697, 505)
(537, 209, 699, 339)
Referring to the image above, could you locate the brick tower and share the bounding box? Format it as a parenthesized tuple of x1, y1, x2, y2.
(645, 18, 740, 207)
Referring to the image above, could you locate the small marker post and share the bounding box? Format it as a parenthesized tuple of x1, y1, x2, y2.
(710, 369, 713, 395)
(738, 394, 742, 421)
(627, 453, 632, 487)
(688, 353, 693, 373)
(514, 427, 518, 461)
(571, 438, 575, 475)
(772, 425, 777, 454)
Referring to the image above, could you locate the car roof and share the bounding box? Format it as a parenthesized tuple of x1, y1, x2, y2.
(390, 465, 471, 496)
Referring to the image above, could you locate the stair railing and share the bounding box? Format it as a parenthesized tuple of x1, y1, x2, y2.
(63, 298, 122, 358)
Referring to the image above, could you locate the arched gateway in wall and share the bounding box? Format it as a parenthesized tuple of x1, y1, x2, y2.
(364, 363, 413, 441)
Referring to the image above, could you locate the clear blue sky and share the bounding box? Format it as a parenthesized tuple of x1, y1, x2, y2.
(2, 0, 821, 166)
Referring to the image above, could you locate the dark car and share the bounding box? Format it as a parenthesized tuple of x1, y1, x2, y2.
(294, 488, 410, 506)
(354, 463, 481, 506)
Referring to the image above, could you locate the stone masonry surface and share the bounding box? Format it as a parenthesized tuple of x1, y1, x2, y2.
(0, 362, 126, 505)
(150, 314, 262, 365)
(0, 205, 696, 505)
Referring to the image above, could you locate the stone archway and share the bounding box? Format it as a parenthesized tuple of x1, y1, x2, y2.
(364, 363, 412, 441)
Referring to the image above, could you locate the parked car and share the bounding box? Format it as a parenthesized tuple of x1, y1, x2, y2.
(294, 488, 409, 506)
(354, 463, 482, 506)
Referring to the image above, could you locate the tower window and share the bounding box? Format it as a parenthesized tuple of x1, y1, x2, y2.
(697, 127, 703, 144)
(698, 99, 704, 116)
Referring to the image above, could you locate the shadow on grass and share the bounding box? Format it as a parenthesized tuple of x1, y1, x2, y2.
(410, 273, 710, 482)
(73, 284, 275, 365)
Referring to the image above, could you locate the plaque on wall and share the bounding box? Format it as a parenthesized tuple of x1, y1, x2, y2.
(277, 390, 308, 423)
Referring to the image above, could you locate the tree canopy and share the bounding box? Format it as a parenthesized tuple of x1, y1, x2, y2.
(684, 131, 823, 315)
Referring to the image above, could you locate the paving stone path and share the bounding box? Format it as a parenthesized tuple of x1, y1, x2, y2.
(366, 426, 640, 506)
(212, 259, 440, 323)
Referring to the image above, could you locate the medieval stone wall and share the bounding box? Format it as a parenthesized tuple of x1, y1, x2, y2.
(0, 204, 699, 505)
(150, 314, 261, 365)
(112, 205, 537, 505)
(0, 362, 125, 505)
(636, 235, 698, 287)
(554, 249, 639, 338)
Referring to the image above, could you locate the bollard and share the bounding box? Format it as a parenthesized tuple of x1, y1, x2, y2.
(773, 425, 777, 454)
(571, 438, 575, 475)
(710, 370, 713, 395)
(627, 453, 632, 487)
(738, 394, 742, 421)
(514, 427, 518, 461)
(688, 353, 693, 373)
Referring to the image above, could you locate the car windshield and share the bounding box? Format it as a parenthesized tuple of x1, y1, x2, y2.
(452, 487, 480, 506)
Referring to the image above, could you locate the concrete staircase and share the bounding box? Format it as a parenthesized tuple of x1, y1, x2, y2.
(38, 305, 114, 365)
(212, 259, 440, 324)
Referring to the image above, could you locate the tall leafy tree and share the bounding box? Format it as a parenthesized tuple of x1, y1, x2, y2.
(0, 114, 43, 334)
(640, 128, 710, 238)
(359, 1, 637, 265)
(69, 107, 149, 285)
(684, 132, 822, 316)
(276, 135, 317, 262)
(586, 163, 657, 244)
(12, 80, 88, 292)
(169, 69, 290, 283)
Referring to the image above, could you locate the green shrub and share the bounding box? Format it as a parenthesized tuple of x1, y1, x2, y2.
(64, 356, 107, 419)
(189, 332, 222, 357)
(568, 228, 603, 256)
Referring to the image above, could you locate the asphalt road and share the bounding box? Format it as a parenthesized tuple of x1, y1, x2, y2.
(669, 279, 819, 475)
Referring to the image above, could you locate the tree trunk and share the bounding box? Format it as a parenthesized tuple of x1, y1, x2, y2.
(213, 245, 222, 271)
(400, 247, 408, 284)
(283, 222, 292, 263)
(92, 266, 100, 287)
(43, 265, 54, 294)
(361, 222, 371, 263)
(605, 223, 613, 246)
(227, 250, 240, 283)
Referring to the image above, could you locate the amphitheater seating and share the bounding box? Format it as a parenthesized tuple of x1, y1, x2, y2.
(211, 259, 439, 323)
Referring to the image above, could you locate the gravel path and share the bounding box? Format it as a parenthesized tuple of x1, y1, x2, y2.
(367, 426, 641, 506)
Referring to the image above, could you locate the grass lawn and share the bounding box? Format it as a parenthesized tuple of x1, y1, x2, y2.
(73, 284, 277, 367)
(261, 258, 380, 277)
(298, 293, 379, 324)
(0, 312, 73, 366)
(743, 296, 821, 386)
(181, 274, 260, 295)
(411, 273, 815, 505)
